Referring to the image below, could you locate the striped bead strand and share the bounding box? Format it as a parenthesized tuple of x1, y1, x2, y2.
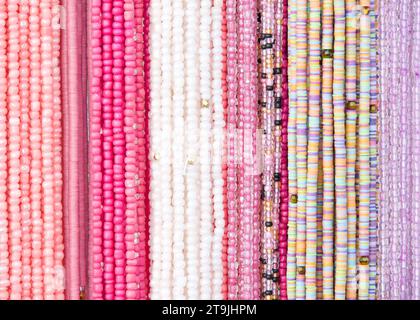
(320, 0, 334, 300)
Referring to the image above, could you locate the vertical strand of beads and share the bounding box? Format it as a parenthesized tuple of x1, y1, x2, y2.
(159, 0, 173, 299)
(237, 0, 259, 300)
(51, 0, 64, 299)
(29, 0, 44, 300)
(412, 0, 420, 300)
(184, 0, 200, 300)
(211, 0, 225, 300)
(260, 0, 276, 300)
(304, 0, 321, 300)
(294, 0, 308, 300)
(357, 0, 371, 300)
(88, 0, 105, 299)
(368, 0, 378, 300)
(18, 0, 32, 300)
(101, 0, 115, 299)
(279, 0, 289, 300)
(123, 0, 138, 300)
(286, 0, 297, 299)
(332, 0, 348, 300)
(40, 0, 55, 299)
(226, 0, 238, 300)
(199, 0, 212, 300)
(136, 0, 149, 300)
(171, 0, 186, 300)
(320, 0, 334, 300)
(0, 0, 9, 300)
(221, 0, 229, 300)
(344, 0, 358, 300)
(136, 0, 151, 300)
(111, 0, 126, 300)
(149, 0, 163, 300)
(63, 0, 86, 299)
(7, 0, 23, 299)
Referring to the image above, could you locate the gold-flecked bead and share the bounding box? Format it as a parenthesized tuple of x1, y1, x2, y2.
(297, 266, 305, 275)
(187, 159, 195, 165)
(346, 101, 357, 111)
(79, 288, 85, 300)
(359, 256, 369, 265)
(201, 99, 209, 108)
(322, 49, 333, 59)
(362, 6, 370, 15)
(370, 104, 378, 113)
(290, 194, 298, 204)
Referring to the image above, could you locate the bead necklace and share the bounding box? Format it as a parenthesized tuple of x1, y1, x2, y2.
(149, 0, 163, 300)
(184, 0, 200, 300)
(226, 0, 239, 300)
(320, 0, 334, 300)
(332, 0, 347, 300)
(221, 0, 229, 300)
(411, 0, 420, 299)
(171, 0, 186, 300)
(286, 0, 297, 299)
(295, 0, 308, 300)
(279, 0, 289, 300)
(304, 0, 321, 300)
(211, 0, 225, 300)
(136, 0, 151, 300)
(345, 0, 357, 300)
(199, 0, 213, 300)
(158, 0, 174, 299)
(88, 0, 105, 299)
(40, 0, 56, 300)
(237, 0, 260, 300)
(368, 0, 378, 300)
(124, 0, 138, 300)
(19, 0, 32, 300)
(358, 0, 372, 300)
(7, 0, 23, 299)
(0, 0, 9, 300)
(259, 0, 277, 300)
(52, 0, 65, 300)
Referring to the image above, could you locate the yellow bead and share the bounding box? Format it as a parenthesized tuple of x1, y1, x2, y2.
(359, 256, 369, 265)
(322, 49, 333, 59)
(297, 266, 305, 275)
(290, 194, 298, 204)
(201, 99, 209, 108)
(346, 101, 357, 111)
(370, 104, 378, 113)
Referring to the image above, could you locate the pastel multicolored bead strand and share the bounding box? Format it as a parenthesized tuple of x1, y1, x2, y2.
(344, 0, 357, 300)
(332, 0, 348, 300)
(295, 0, 308, 300)
(286, 0, 297, 299)
(226, 0, 239, 300)
(304, 0, 321, 300)
(184, 0, 200, 300)
(0, 0, 9, 300)
(358, 0, 371, 300)
(320, 0, 334, 300)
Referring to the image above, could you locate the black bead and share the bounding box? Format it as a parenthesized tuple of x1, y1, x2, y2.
(274, 173, 280, 181)
(261, 73, 267, 79)
(273, 67, 281, 75)
(265, 221, 273, 227)
(275, 119, 281, 126)
(266, 85, 274, 91)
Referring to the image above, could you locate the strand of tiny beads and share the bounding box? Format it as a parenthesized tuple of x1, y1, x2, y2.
(345, 0, 357, 300)
(286, 0, 297, 299)
(304, 0, 321, 300)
